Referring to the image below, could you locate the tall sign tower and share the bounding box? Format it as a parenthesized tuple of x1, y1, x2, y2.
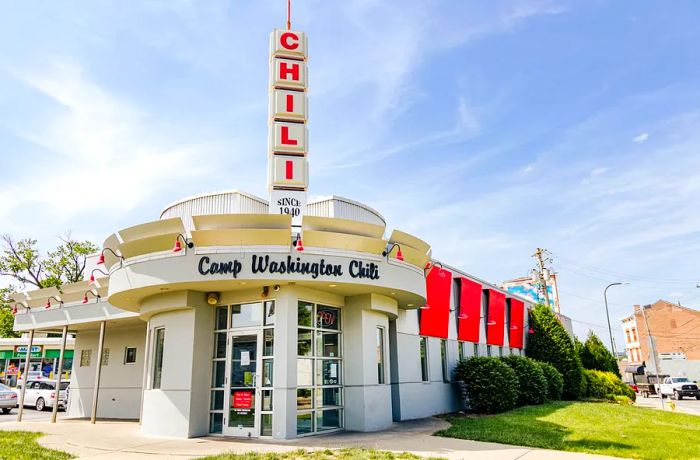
(268, 1, 308, 227)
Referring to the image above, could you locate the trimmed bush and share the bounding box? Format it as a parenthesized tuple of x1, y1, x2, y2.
(455, 357, 518, 414)
(501, 355, 547, 406)
(536, 361, 564, 400)
(526, 304, 585, 400)
(578, 332, 621, 378)
(584, 369, 636, 402)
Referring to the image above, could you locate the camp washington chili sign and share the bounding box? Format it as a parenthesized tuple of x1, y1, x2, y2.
(198, 255, 381, 280)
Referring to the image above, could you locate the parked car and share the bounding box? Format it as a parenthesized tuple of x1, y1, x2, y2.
(656, 377, 700, 400)
(14, 379, 69, 411)
(0, 383, 18, 414)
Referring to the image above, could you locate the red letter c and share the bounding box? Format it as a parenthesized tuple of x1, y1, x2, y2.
(281, 32, 299, 50)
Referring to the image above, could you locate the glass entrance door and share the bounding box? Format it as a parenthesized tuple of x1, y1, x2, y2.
(223, 331, 261, 437)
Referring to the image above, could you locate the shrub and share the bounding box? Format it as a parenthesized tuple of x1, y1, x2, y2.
(536, 361, 564, 400)
(584, 369, 636, 402)
(501, 355, 547, 406)
(578, 331, 621, 378)
(455, 357, 519, 414)
(526, 304, 585, 399)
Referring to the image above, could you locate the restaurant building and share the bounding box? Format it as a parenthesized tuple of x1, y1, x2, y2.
(9, 19, 531, 440)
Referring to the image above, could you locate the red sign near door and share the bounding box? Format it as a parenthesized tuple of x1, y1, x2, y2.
(232, 391, 253, 409)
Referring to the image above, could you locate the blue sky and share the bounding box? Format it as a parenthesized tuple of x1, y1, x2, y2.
(1, 1, 699, 348)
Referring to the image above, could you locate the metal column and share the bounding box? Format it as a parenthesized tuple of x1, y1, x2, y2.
(16, 329, 35, 422)
(51, 325, 69, 423)
(90, 321, 106, 423)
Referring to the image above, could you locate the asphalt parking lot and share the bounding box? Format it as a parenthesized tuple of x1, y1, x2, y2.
(635, 395, 700, 416)
(0, 406, 67, 423)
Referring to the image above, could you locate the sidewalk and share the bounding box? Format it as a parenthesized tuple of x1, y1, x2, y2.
(0, 417, 624, 460)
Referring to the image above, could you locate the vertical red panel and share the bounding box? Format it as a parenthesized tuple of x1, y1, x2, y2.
(458, 277, 481, 342)
(419, 267, 452, 338)
(485, 289, 505, 346)
(509, 298, 525, 349)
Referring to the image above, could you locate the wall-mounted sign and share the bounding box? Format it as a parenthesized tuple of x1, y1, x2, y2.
(14, 345, 42, 357)
(270, 189, 306, 220)
(198, 255, 380, 281)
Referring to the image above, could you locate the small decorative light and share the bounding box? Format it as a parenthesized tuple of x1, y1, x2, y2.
(173, 239, 183, 252)
(82, 294, 89, 304)
(295, 234, 304, 251)
(458, 313, 468, 320)
(396, 248, 404, 261)
(420, 303, 431, 310)
(528, 327, 535, 334)
(172, 234, 193, 253)
(97, 253, 105, 265)
(487, 320, 497, 326)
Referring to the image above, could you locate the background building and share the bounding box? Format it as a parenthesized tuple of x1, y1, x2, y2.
(621, 300, 700, 380)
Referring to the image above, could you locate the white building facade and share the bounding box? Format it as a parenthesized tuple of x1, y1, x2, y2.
(10, 23, 531, 440)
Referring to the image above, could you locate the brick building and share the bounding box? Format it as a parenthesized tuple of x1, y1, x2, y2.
(621, 300, 700, 380)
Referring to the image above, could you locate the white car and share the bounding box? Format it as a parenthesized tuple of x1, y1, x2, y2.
(14, 379, 69, 411)
(0, 383, 18, 414)
(657, 377, 700, 400)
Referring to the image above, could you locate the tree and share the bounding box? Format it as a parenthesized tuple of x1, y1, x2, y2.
(0, 288, 20, 338)
(0, 233, 98, 289)
(526, 303, 586, 400)
(578, 331, 621, 378)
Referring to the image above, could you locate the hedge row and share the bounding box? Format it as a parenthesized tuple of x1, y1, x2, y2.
(455, 356, 564, 414)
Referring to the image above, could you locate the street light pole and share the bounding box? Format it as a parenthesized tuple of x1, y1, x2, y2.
(604, 282, 627, 356)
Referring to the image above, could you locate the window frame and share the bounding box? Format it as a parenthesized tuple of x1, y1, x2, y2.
(419, 336, 429, 382)
(376, 326, 386, 385)
(152, 327, 165, 390)
(124, 347, 137, 365)
(440, 339, 449, 382)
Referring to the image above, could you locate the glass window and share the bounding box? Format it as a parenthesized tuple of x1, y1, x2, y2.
(264, 301, 275, 326)
(298, 302, 313, 327)
(214, 332, 227, 359)
(262, 359, 274, 386)
(124, 347, 137, 364)
(420, 337, 429, 382)
(152, 328, 165, 389)
(316, 332, 340, 357)
(263, 329, 274, 357)
(261, 413, 273, 436)
(297, 413, 313, 435)
(215, 306, 228, 330)
(458, 342, 464, 362)
(441, 340, 448, 382)
(298, 329, 313, 356)
(487, 345, 492, 357)
(376, 327, 385, 384)
(210, 390, 224, 410)
(317, 387, 342, 407)
(211, 360, 225, 388)
(209, 413, 223, 434)
(231, 303, 262, 328)
(473, 343, 479, 357)
(297, 388, 313, 409)
(262, 390, 273, 411)
(316, 305, 340, 330)
(316, 409, 342, 431)
(297, 359, 313, 386)
(317, 360, 341, 386)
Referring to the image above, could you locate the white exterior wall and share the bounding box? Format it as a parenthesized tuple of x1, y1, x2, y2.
(68, 323, 146, 419)
(141, 301, 213, 438)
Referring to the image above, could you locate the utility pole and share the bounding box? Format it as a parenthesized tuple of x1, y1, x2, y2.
(532, 248, 555, 311)
(639, 304, 664, 410)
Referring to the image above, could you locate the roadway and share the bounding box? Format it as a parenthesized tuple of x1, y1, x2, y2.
(635, 395, 700, 416)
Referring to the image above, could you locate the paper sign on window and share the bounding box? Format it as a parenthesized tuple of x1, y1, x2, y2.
(241, 351, 250, 366)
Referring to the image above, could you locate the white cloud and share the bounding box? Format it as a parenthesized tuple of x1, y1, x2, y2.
(632, 132, 649, 143)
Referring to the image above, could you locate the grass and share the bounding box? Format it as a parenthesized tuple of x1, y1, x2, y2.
(0, 430, 74, 460)
(201, 448, 441, 460)
(437, 401, 700, 460)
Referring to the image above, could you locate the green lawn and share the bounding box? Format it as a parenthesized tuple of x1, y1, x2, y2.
(201, 448, 440, 460)
(0, 430, 73, 460)
(437, 401, 700, 460)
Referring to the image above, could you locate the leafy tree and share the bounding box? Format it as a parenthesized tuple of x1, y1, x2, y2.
(0, 233, 98, 289)
(578, 331, 621, 378)
(526, 303, 585, 400)
(0, 288, 20, 338)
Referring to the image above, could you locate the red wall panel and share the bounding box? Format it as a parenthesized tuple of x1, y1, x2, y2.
(458, 277, 481, 342)
(419, 266, 453, 338)
(485, 289, 505, 346)
(509, 298, 525, 349)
